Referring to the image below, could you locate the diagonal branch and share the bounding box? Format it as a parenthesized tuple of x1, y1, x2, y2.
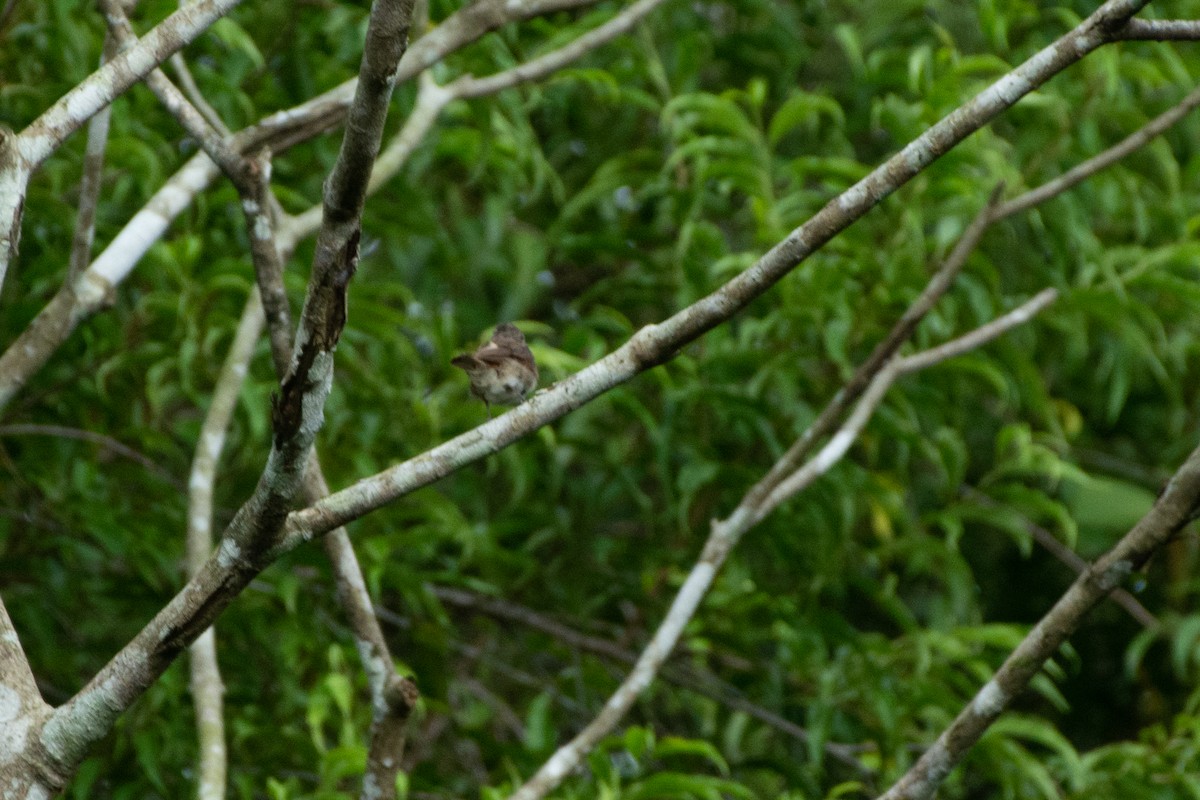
(878, 443, 1200, 800)
(0, 423, 176, 484)
(992, 82, 1200, 221)
(0, 593, 49, 719)
(282, 0, 1154, 551)
(0, 0, 636, 415)
(960, 487, 1158, 629)
(168, 53, 231, 137)
(506, 290, 1059, 800)
(431, 585, 871, 775)
(1113, 19, 1200, 40)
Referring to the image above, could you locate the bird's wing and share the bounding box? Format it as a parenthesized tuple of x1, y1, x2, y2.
(475, 344, 535, 370)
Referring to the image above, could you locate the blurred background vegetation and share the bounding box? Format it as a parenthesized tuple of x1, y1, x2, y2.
(3, 0, 1200, 798)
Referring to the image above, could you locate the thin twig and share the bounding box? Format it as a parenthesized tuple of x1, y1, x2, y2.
(169, 53, 232, 136)
(0, 423, 177, 485)
(0, 0, 19, 31)
(68, 32, 119, 282)
(185, 288, 264, 800)
(431, 585, 871, 775)
(993, 83, 1200, 221)
(960, 487, 1158, 629)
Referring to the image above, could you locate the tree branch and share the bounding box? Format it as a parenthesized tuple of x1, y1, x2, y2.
(960, 487, 1158, 629)
(185, 288, 264, 800)
(0, 0, 245, 291)
(431, 585, 871, 776)
(0, 423, 176, 485)
(0, 0, 634, 415)
(0, 593, 49, 724)
(878, 443, 1200, 800)
(992, 82, 1200, 221)
(168, 53, 231, 137)
(68, 31, 119, 282)
(26, 0, 416, 789)
(506, 291, 1059, 800)
(1114, 18, 1200, 40)
(282, 0, 1152, 550)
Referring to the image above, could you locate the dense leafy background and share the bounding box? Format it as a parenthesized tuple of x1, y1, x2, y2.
(3, 0, 1200, 798)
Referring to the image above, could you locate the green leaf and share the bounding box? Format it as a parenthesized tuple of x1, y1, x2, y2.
(653, 736, 730, 776)
(524, 690, 555, 753)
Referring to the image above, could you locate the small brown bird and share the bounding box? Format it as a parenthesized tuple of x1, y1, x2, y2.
(451, 323, 538, 418)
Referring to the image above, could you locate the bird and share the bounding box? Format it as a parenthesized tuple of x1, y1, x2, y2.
(451, 323, 538, 418)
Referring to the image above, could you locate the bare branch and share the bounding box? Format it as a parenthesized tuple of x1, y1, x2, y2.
(506, 291, 1057, 800)
(28, 0, 417, 788)
(960, 488, 1158, 629)
(284, 0, 1150, 549)
(878, 443, 1200, 800)
(1114, 18, 1200, 40)
(0, 0, 19, 31)
(892, 289, 1057, 374)
(453, 0, 669, 99)
(0, 423, 175, 484)
(68, 32, 119, 282)
(169, 54, 232, 137)
(993, 83, 1200, 221)
(185, 289, 264, 800)
(0, 593, 50, 721)
(432, 585, 871, 775)
(0, 0, 245, 289)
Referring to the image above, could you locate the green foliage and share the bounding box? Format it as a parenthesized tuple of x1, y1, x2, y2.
(3, 0, 1200, 798)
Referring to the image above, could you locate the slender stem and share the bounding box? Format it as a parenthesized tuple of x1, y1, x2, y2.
(186, 289, 264, 800)
(169, 53, 232, 136)
(961, 487, 1158, 629)
(746, 186, 1004, 509)
(993, 83, 1200, 221)
(68, 32, 119, 282)
(0, 423, 175, 483)
(878, 442, 1200, 800)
